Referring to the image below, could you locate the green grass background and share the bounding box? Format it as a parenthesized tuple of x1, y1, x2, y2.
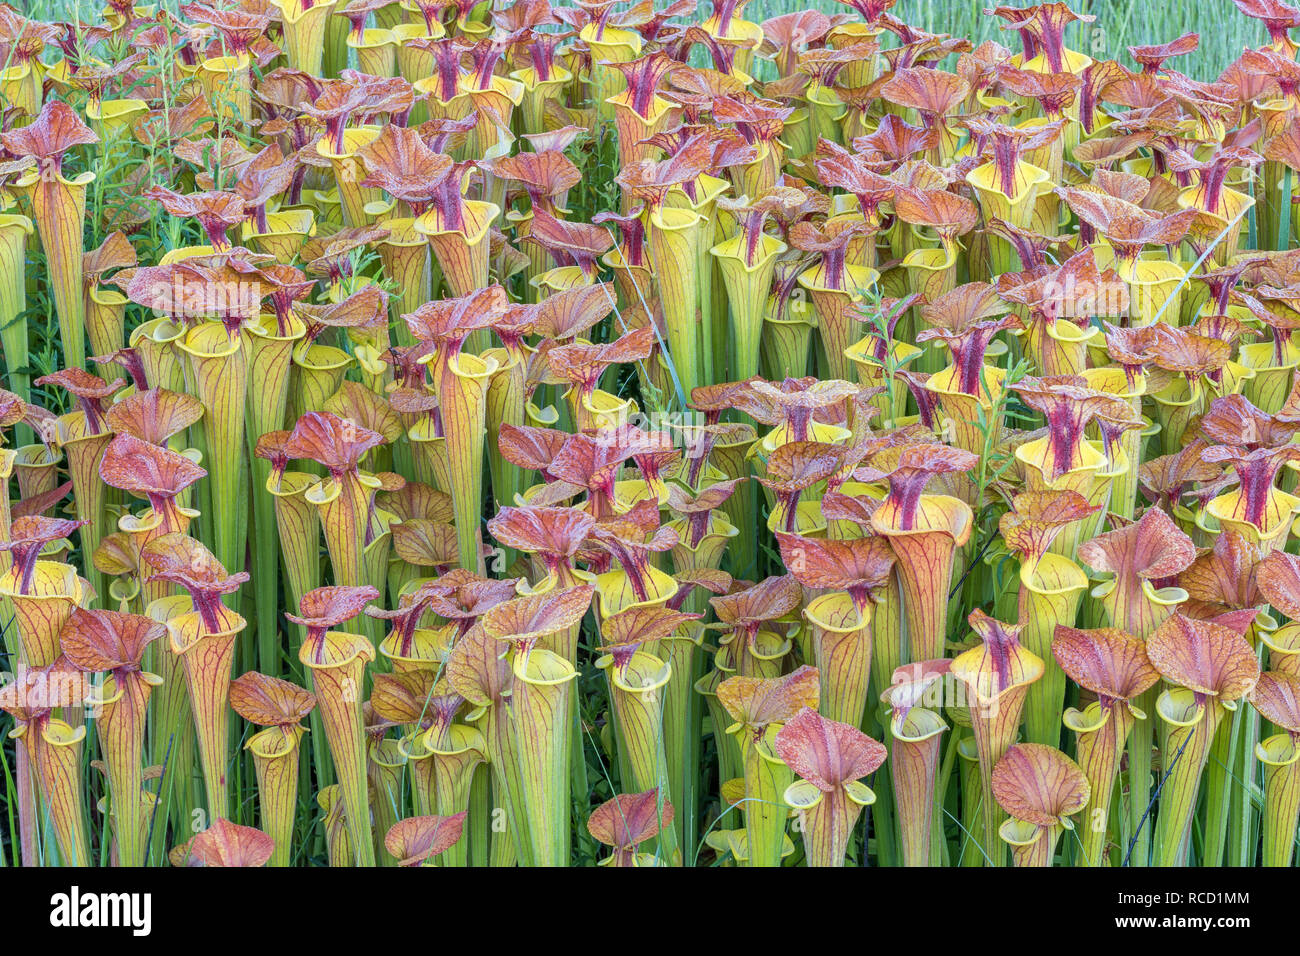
(14, 0, 1267, 81)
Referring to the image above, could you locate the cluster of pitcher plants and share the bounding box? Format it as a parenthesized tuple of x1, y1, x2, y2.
(1, 0, 1300, 868)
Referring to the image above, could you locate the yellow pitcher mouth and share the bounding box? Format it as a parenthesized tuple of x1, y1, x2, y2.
(274, 0, 338, 24)
(1257, 733, 1300, 767)
(413, 199, 500, 244)
(966, 160, 1051, 211)
(803, 591, 870, 633)
(347, 28, 397, 50)
(579, 23, 643, 57)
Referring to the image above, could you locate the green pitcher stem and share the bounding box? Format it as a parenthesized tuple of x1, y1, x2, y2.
(62, 429, 112, 608)
(957, 735, 985, 866)
(511, 649, 576, 866)
(1125, 685, 1157, 866)
(810, 604, 873, 728)
(171, 612, 243, 821)
(468, 763, 491, 867)
(967, 687, 1030, 868)
(661, 633, 701, 855)
(1200, 702, 1242, 867)
(268, 473, 322, 634)
(486, 350, 526, 514)
(714, 236, 784, 383)
(1070, 703, 1135, 867)
(30, 723, 91, 866)
(302, 634, 377, 866)
(475, 699, 533, 866)
(367, 738, 406, 867)
(648, 206, 704, 399)
(274, 0, 338, 74)
(699, 672, 742, 791)
(1018, 558, 1086, 747)
(427, 725, 486, 868)
(313, 471, 373, 599)
(1227, 703, 1261, 866)
(181, 324, 249, 583)
(1154, 693, 1225, 867)
(249, 460, 283, 673)
(869, 573, 905, 689)
(418, 201, 497, 297)
(12, 746, 39, 866)
(1258, 734, 1300, 867)
(245, 321, 301, 671)
(696, 213, 716, 387)
(883, 529, 960, 663)
(90, 674, 155, 867)
(889, 708, 946, 867)
(249, 726, 304, 867)
(817, 289, 860, 382)
(735, 726, 793, 868)
(438, 352, 495, 573)
(0, 215, 31, 399)
(22, 172, 90, 370)
(603, 650, 679, 864)
(405, 744, 436, 817)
